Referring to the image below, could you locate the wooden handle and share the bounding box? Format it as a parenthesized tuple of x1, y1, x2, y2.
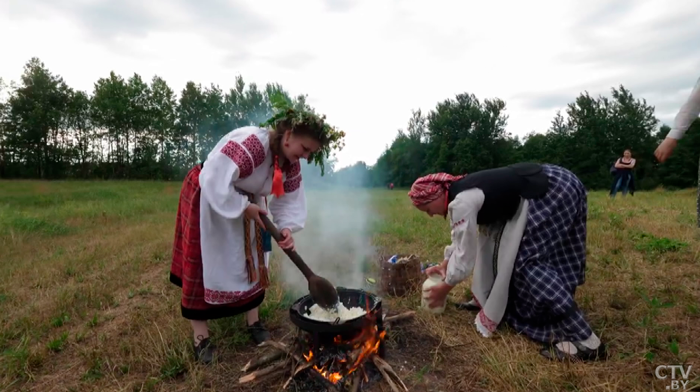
(258, 213, 315, 279)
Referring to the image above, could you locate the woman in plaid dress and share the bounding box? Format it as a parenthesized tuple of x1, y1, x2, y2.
(410, 163, 607, 361)
(170, 107, 337, 364)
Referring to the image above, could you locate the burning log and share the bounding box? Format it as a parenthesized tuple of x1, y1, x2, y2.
(240, 288, 414, 391)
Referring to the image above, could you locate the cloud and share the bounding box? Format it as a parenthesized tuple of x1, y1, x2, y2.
(3, 0, 699, 167)
(271, 52, 317, 71)
(379, 3, 475, 63)
(322, 0, 356, 13)
(511, 0, 700, 126)
(563, 5, 700, 68)
(5, 0, 276, 66)
(513, 71, 700, 128)
(224, 51, 316, 71)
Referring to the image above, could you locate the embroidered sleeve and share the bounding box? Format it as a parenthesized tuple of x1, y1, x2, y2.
(444, 188, 485, 287)
(268, 161, 307, 233)
(668, 77, 700, 140)
(199, 127, 268, 219)
(444, 242, 455, 261)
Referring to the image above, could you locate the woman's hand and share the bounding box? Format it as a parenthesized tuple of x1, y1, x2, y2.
(655, 137, 678, 163)
(278, 228, 295, 251)
(424, 281, 453, 309)
(425, 259, 448, 279)
(245, 203, 267, 227)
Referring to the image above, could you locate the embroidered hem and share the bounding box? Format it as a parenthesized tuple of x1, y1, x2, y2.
(204, 283, 263, 305)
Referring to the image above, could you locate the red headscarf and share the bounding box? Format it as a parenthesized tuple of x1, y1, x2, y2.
(407, 173, 466, 206)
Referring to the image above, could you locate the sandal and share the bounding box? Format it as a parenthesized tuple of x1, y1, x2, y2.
(194, 337, 217, 365)
(540, 341, 608, 362)
(247, 321, 271, 346)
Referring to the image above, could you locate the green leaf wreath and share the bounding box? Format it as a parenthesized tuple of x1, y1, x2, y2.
(260, 91, 346, 176)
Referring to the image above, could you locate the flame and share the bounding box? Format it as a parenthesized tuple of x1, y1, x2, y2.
(304, 309, 386, 385)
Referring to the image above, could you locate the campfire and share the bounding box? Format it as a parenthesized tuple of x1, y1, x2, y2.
(239, 288, 414, 392)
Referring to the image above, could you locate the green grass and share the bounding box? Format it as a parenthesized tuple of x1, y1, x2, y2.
(0, 180, 699, 391)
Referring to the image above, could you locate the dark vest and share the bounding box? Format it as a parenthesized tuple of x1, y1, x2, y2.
(447, 163, 550, 225)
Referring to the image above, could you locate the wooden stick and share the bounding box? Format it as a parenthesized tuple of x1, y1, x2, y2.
(360, 365, 368, 383)
(350, 371, 362, 392)
(372, 356, 409, 392)
(262, 340, 305, 363)
(239, 359, 289, 384)
(384, 311, 416, 324)
(241, 349, 286, 372)
(346, 346, 364, 368)
(282, 360, 317, 390)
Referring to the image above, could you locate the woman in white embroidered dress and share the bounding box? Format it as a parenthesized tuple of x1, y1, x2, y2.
(170, 107, 337, 364)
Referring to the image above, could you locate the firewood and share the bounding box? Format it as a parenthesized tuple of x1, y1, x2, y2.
(261, 340, 305, 363)
(350, 371, 362, 392)
(282, 359, 317, 390)
(384, 311, 416, 324)
(238, 359, 289, 384)
(240, 349, 286, 372)
(347, 345, 364, 367)
(372, 355, 409, 392)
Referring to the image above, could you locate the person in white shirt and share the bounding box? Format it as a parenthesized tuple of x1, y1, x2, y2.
(654, 77, 700, 163)
(409, 163, 606, 361)
(170, 107, 337, 364)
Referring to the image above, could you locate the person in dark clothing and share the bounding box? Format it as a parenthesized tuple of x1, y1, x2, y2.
(609, 149, 635, 198)
(410, 163, 606, 362)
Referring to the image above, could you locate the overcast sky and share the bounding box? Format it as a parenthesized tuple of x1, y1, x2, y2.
(1, 0, 699, 168)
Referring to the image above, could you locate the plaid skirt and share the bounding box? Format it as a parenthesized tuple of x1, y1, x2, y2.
(169, 164, 265, 321)
(503, 164, 593, 343)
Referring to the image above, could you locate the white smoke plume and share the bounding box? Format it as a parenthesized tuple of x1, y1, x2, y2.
(271, 161, 378, 298)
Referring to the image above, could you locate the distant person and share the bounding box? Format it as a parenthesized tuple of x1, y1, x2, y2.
(170, 108, 335, 364)
(409, 163, 606, 362)
(654, 77, 700, 163)
(390, 182, 394, 190)
(609, 149, 636, 198)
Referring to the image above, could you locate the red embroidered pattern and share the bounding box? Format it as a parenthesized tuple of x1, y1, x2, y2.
(284, 175, 302, 193)
(478, 309, 498, 332)
(285, 161, 301, 178)
(204, 283, 262, 305)
(221, 141, 254, 178)
(241, 134, 266, 168)
(471, 291, 482, 308)
(452, 218, 465, 229)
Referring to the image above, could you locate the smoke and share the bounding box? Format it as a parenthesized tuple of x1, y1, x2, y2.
(272, 161, 377, 298)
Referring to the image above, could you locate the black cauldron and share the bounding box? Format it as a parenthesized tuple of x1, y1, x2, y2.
(289, 287, 383, 336)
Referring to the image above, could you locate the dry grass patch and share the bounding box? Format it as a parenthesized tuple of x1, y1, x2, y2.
(1, 182, 699, 391)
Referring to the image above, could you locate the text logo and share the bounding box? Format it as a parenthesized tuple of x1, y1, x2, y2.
(655, 365, 693, 390)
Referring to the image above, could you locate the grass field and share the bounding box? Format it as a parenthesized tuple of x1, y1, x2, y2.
(1, 181, 699, 391)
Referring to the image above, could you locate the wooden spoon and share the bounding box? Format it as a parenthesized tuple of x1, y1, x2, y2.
(258, 214, 339, 310)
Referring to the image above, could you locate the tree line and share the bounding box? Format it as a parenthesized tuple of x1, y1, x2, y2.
(1, 57, 698, 190)
(369, 88, 700, 191)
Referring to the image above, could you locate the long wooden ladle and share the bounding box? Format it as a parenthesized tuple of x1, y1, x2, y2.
(258, 214, 339, 310)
